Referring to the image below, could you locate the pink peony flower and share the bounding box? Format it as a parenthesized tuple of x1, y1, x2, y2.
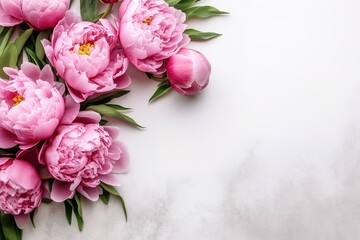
(0, 63, 79, 150)
(43, 11, 131, 103)
(0, 0, 70, 30)
(39, 111, 129, 202)
(119, 0, 190, 74)
(167, 48, 211, 95)
(0, 158, 42, 228)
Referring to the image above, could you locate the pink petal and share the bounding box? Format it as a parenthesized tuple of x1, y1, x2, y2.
(0, 127, 17, 149)
(99, 174, 120, 186)
(33, 119, 59, 140)
(51, 180, 74, 202)
(20, 62, 41, 81)
(61, 95, 80, 124)
(40, 64, 55, 84)
(0, 2, 22, 26)
(75, 111, 101, 124)
(103, 126, 119, 139)
(14, 214, 30, 229)
(114, 74, 131, 89)
(7, 160, 40, 190)
(112, 142, 130, 173)
(76, 186, 102, 201)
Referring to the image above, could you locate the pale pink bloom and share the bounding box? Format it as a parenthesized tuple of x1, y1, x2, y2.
(0, 158, 42, 228)
(119, 0, 190, 74)
(167, 48, 211, 95)
(43, 11, 130, 103)
(39, 111, 129, 202)
(0, 63, 79, 150)
(0, 0, 70, 30)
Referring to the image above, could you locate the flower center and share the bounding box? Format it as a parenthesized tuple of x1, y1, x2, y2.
(142, 16, 153, 25)
(13, 94, 24, 107)
(78, 43, 94, 56)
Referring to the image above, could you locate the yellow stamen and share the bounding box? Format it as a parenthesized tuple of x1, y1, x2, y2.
(78, 43, 94, 56)
(142, 16, 153, 25)
(13, 94, 24, 107)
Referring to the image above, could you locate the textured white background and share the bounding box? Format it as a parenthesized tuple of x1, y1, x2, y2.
(24, 0, 360, 239)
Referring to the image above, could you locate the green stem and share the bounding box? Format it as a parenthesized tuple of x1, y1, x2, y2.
(101, 4, 114, 19)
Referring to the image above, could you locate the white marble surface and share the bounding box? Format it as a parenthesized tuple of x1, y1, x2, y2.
(24, 0, 360, 239)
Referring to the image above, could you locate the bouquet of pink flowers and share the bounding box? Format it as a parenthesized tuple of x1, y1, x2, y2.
(0, 0, 226, 238)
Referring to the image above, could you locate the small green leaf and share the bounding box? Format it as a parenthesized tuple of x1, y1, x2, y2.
(99, 190, 110, 205)
(81, 90, 131, 109)
(14, 28, 33, 54)
(0, 27, 14, 55)
(74, 194, 83, 218)
(184, 6, 228, 19)
(80, 0, 98, 22)
(100, 183, 128, 221)
(105, 104, 132, 111)
(64, 201, 73, 225)
(30, 211, 36, 228)
(175, 0, 197, 10)
(165, 0, 181, 6)
(0, 43, 18, 78)
(87, 105, 144, 129)
(0, 212, 22, 240)
(184, 28, 222, 41)
(149, 81, 172, 103)
(73, 210, 84, 231)
(35, 30, 51, 61)
(25, 47, 44, 68)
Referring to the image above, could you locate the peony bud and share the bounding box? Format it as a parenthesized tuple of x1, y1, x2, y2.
(166, 48, 211, 95)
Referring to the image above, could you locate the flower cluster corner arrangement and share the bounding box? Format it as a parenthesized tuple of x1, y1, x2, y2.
(0, 0, 227, 238)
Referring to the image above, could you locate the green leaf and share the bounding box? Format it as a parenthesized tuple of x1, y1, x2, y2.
(0, 27, 14, 55)
(149, 81, 172, 103)
(183, 6, 228, 19)
(100, 183, 128, 221)
(0, 212, 22, 240)
(81, 90, 130, 109)
(99, 190, 110, 205)
(64, 201, 73, 225)
(30, 211, 36, 228)
(73, 210, 84, 231)
(184, 28, 222, 41)
(105, 104, 132, 111)
(14, 28, 33, 54)
(87, 105, 144, 129)
(0, 43, 18, 79)
(175, 0, 197, 10)
(65, 197, 84, 231)
(25, 47, 44, 68)
(80, 0, 98, 22)
(74, 194, 83, 218)
(165, 0, 181, 6)
(35, 30, 51, 61)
